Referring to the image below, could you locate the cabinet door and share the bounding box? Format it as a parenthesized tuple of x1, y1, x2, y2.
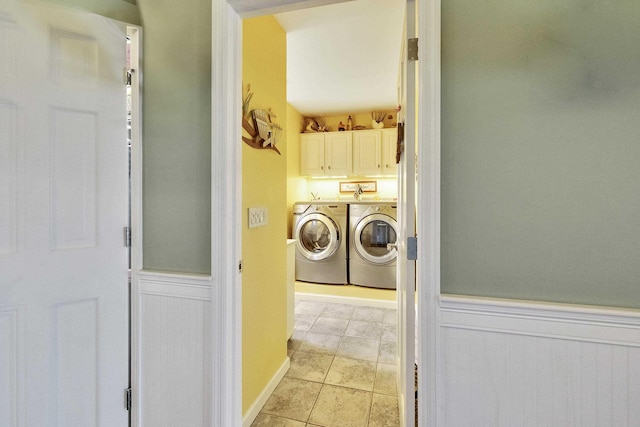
(325, 132, 353, 175)
(300, 133, 325, 176)
(353, 130, 382, 175)
(382, 128, 398, 175)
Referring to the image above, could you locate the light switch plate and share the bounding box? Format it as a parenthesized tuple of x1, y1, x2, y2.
(248, 206, 268, 228)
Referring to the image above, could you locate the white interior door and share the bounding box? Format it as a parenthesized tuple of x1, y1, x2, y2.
(396, 0, 417, 426)
(0, 1, 129, 425)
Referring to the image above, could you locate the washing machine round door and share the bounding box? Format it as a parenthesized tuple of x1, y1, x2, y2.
(354, 214, 398, 264)
(295, 213, 340, 261)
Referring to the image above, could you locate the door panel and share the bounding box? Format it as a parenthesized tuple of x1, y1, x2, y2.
(397, 0, 417, 425)
(0, 1, 129, 425)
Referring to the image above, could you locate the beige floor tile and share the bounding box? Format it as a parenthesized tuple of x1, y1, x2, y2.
(298, 332, 341, 355)
(308, 384, 372, 427)
(320, 303, 356, 320)
(295, 301, 326, 315)
(345, 320, 383, 340)
(336, 336, 380, 362)
(261, 377, 322, 422)
(368, 393, 400, 427)
(251, 413, 306, 426)
(309, 317, 349, 336)
(288, 329, 307, 352)
(286, 350, 334, 383)
(373, 363, 397, 396)
(383, 309, 397, 325)
(352, 306, 386, 322)
(295, 313, 318, 331)
(381, 323, 396, 342)
(378, 340, 396, 364)
(324, 356, 376, 391)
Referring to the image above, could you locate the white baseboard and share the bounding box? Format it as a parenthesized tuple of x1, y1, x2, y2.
(242, 356, 291, 427)
(296, 292, 396, 309)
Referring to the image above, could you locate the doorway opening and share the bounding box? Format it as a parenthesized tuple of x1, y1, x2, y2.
(239, 1, 411, 425)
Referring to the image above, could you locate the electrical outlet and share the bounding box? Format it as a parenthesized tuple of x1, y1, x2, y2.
(248, 206, 268, 228)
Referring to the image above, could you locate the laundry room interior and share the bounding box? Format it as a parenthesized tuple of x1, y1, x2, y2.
(241, 0, 410, 424)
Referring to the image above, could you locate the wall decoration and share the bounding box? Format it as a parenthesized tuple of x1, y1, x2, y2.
(242, 84, 282, 155)
(339, 181, 377, 193)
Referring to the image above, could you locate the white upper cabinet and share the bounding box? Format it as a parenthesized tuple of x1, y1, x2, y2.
(381, 128, 398, 176)
(300, 128, 397, 177)
(300, 132, 352, 176)
(300, 133, 325, 175)
(324, 132, 353, 175)
(353, 130, 382, 175)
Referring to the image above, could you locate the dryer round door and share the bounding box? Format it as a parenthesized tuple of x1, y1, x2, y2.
(295, 213, 341, 261)
(354, 214, 398, 264)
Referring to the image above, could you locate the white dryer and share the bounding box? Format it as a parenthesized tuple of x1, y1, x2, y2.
(349, 202, 398, 289)
(292, 202, 348, 285)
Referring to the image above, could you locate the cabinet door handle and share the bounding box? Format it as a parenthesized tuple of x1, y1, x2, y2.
(328, 165, 331, 170)
(321, 165, 324, 170)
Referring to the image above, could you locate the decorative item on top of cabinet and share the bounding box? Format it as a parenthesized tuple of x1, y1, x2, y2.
(371, 111, 386, 129)
(303, 117, 328, 132)
(241, 84, 281, 155)
(300, 131, 353, 176)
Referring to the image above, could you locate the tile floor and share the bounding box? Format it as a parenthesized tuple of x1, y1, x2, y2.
(252, 298, 399, 427)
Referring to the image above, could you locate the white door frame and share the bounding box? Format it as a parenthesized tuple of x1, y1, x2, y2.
(211, 0, 439, 425)
(211, 2, 243, 426)
(127, 23, 143, 427)
(418, 0, 440, 426)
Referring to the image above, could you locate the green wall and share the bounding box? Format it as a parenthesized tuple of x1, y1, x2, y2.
(441, 0, 640, 308)
(137, 0, 211, 274)
(41, 0, 140, 24)
(55, 0, 211, 274)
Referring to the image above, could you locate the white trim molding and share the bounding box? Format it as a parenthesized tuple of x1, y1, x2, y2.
(436, 295, 640, 426)
(138, 271, 212, 300)
(440, 295, 640, 347)
(419, 0, 441, 425)
(296, 292, 397, 309)
(211, 1, 243, 426)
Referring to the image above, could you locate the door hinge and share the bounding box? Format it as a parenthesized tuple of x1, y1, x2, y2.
(124, 226, 131, 248)
(123, 68, 135, 85)
(408, 38, 419, 61)
(124, 387, 132, 411)
(407, 236, 417, 260)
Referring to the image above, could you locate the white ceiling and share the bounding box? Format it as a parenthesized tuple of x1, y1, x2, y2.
(274, 0, 405, 116)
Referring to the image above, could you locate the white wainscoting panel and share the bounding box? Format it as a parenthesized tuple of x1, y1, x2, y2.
(438, 296, 640, 427)
(136, 272, 212, 427)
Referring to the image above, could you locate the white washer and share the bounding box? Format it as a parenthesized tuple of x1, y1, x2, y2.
(349, 202, 398, 289)
(293, 202, 348, 285)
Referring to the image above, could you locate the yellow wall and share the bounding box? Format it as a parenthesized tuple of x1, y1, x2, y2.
(242, 16, 288, 414)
